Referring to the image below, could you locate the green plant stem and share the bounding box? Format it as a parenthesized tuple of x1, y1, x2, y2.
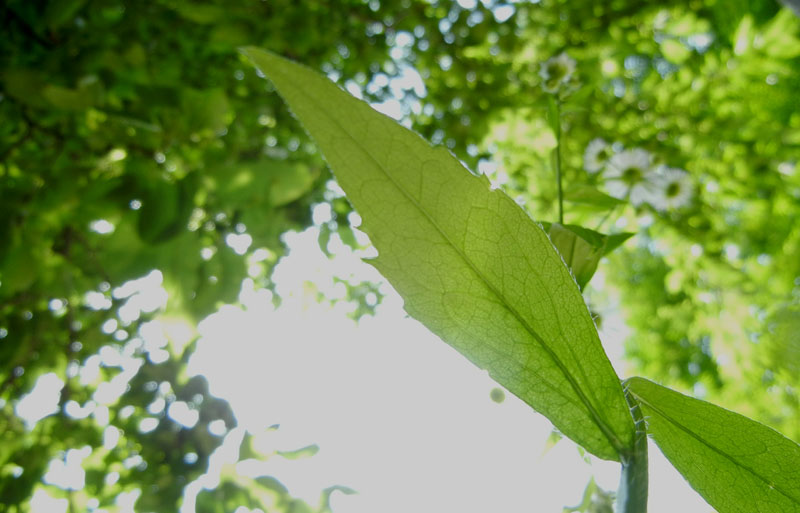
(617, 385, 649, 513)
(554, 99, 564, 224)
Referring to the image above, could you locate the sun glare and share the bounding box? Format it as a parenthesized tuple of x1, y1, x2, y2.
(179, 227, 710, 512)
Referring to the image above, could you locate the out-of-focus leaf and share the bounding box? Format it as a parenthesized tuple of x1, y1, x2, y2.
(765, 307, 800, 376)
(277, 444, 320, 460)
(196, 480, 258, 513)
(171, 3, 227, 24)
(255, 475, 290, 495)
(213, 159, 315, 208)
(137, 174, 196, 245)
(563, 477, 614, 513)
(564, 185, 625, 209)
(243, 47, 635, 461)
(0, 238, 39, 296)
(320, 485, 358, 512)
(542, 428, 563, 457)
(269, 162, 316, 206)
(627, 377, 800, 513)
(660, 39, 692, 64)
(189, 244, 248, 318)
(1, 69, 48, 108)
(761, 9, 800, 59)
(337, 224, 360, 250)
(732, 14, 755, 53)
(211, 22, 252, 48)
(182, 88, 232, 136)
(43, 0, 86, 28)
(42, 84, 95, 111)
(318, 222, 333, 257)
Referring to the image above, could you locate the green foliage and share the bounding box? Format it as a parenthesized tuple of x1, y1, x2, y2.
(628, 377, 800, 512)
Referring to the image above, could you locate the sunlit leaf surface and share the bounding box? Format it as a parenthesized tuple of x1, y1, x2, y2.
(627, 377, 800, 513)
(243, 47, 635, 461)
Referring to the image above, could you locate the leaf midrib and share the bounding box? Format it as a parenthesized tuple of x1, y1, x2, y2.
(630, 389, 799, 505)
(277, 66, 626, 458)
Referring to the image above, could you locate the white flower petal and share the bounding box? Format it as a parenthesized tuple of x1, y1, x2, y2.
(606, 179, 629, 199)
(584, 138, 612, 173)
(650, 165, 693, 210)
(606, 148, 653, 178)
(539, 52, 577, 94)
(630, 180, 660, 206)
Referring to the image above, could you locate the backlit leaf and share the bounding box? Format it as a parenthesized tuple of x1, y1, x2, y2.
(242, 48, 635, 461)
(627, 377, 800, 513)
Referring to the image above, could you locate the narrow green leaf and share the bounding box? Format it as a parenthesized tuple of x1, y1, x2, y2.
(277, 444, 320, 460)
(627, 377, 800, 513)
(242, 47, 635, 461)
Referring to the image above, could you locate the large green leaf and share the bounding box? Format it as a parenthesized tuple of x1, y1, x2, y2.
(626, 377, 800, 513)
(242, 48, 635, 461)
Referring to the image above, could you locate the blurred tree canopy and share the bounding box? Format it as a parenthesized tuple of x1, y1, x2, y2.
(1, 0, 799, 511)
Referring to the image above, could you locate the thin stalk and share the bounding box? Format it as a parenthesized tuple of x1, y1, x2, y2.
(554, 99, 564, 224)
(617, 385, 649, 513)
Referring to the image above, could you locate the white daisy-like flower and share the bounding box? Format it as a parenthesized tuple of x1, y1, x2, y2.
(539, 52, 577, 94)
(604, 148, 657, 205)
(583, 138, 613, 174)
(649, 165, 693, 211)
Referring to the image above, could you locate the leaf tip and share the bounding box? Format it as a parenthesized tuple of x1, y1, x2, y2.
(237, 45, 262, 59)
(238, 46, 279, 75)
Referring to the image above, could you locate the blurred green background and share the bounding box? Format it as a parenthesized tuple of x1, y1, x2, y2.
(1, 0, 799, 511)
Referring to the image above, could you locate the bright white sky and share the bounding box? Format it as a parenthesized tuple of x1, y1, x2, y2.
(185, 226, 714, 513)
(17, 214, 715, 513)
